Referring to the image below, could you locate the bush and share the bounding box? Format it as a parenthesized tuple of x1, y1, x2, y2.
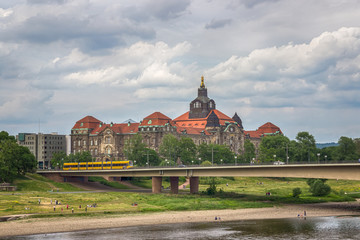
(309, 180, 331, 196)
(292, 187, 302, 198)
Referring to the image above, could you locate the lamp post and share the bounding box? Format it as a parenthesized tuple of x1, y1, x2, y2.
(325, 155, 327, 163)
(198, 157, 201, 166)
(220, 159, 223, 165)
(134, 160, 136, 166)
(235, 156, 237, 166)
(192, 160, 194, 165)
(317, 153, 320, 164)
(273, 154, 276, 163)
(252, 158, 255, 165)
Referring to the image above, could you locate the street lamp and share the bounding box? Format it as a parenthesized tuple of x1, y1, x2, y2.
(220, 159, 223, 165)
(198, 157, 201, 165)
(273, 155, 276, 162)
(134, 160, 136, 166)
(192, 160, 194, 165)
(325, 155, 327, 163)
(317, 153, 320, 164)
(252, 158, 255, 165)
(235, 156, 237, 166)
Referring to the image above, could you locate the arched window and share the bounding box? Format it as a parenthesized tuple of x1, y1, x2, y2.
(95, 149, 98, 155)
(194, 101, 201, 108)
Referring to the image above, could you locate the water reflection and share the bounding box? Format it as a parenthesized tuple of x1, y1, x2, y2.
(4, 216, 360, 240)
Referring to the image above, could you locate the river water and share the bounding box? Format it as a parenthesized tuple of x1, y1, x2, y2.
(3, 216, 360, 240)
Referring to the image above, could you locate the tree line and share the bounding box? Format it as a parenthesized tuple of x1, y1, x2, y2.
(258, 132, 360, 164)
(1, 129, 359, 181)
(0, 131, 37, 183)
(51, 132, 360, 167)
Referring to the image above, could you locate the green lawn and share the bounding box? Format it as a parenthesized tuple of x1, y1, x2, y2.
(0, 175, 359, 218)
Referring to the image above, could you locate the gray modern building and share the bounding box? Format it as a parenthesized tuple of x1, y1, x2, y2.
(17, 133, 67, 169)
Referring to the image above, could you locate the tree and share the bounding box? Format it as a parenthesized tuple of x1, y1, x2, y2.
(201, 160, 212, 166)
(178, 137, 197, 165)
(0, 132, 37, 183)
(307, 179, 331, 196)
(259, 135, 290, 163)
(294, 132, 317, 163)
(123, 134, 147, 162)
(292, 187, 302, 198)
(51, 151, 67, 169)
(243, 139, 255, 163)
(139, 148, 160, 167)
(159, 134, 180, 165)
(197, 143, 234, 165)
(337, 136, 357, 162)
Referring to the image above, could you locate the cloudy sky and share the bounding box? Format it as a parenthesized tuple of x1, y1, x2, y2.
(0, 0, 359, 143)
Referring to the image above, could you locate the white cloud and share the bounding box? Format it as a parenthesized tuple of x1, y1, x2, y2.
(206, 27, 360, 110)
(1, 1, 360, 142)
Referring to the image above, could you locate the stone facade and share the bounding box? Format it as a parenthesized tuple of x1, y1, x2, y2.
(71, 77, 282, 161)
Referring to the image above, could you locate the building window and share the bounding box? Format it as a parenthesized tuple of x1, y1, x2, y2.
(91, 140, 93, 146)
(83, 140, 86, 146)
(95, 140, 98, 146)
(78, 140, 81, 146)
(95, 149, 98, 155)
(106, 137, 111, 144)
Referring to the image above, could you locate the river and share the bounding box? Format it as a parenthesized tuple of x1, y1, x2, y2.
(3, 216, 360, 240)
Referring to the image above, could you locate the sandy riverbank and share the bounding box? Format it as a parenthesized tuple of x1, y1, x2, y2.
(1, 202, 360, 238)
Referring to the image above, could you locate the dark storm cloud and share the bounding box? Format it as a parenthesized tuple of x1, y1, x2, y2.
(205, 18, 232, 29)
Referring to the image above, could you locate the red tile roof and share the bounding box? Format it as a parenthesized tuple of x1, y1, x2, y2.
(176, 126, 211, 135)
(91, 123, 140, 135)
(244, 122, 282, 138)
(172, 109, 236, 127)
(140, 112, 172, 126)
(72, 116, 102, 129)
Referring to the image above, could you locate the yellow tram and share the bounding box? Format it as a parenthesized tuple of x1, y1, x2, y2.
(63, 161, 133, 170)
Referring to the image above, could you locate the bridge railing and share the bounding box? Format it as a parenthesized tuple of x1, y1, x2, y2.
(37, 160, 360, 171)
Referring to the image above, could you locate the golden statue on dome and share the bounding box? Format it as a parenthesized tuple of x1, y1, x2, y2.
(200, 76, 205, 88)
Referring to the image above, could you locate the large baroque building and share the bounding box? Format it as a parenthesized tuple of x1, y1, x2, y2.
(71, 77, 282, 161)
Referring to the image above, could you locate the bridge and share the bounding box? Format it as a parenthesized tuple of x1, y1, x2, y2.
(38, 163, 360, 194)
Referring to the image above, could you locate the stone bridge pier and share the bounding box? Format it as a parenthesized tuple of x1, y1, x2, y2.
(152, 176, 199, 194)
